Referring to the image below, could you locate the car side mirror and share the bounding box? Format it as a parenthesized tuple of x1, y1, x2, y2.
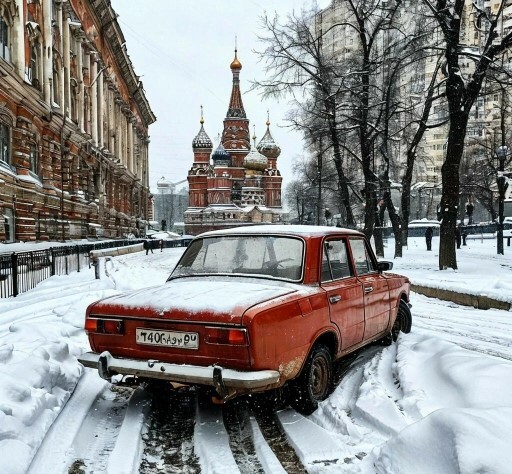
(377, 261, 393, 272)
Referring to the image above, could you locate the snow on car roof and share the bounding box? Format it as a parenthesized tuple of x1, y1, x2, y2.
(197, 224, 364, 238)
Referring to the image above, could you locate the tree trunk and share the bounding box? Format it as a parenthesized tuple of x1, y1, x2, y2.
(326, 108, 355, 227)
(384, 190, 403, 258)
(438, 112, 468, 270)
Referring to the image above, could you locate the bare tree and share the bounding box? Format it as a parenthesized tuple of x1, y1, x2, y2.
(420, 0, 512, 269)
(253, 8, 356, 227)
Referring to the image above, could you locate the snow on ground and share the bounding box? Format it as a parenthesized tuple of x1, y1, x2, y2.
(0, 237, 510, 473)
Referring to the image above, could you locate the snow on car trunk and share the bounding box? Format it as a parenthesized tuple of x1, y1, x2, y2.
(88, 277, 298, 324)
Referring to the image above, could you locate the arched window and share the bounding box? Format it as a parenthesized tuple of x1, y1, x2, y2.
(52, 56, 62, 106)
(0, 15, 10, 61)
(29, 41, 41, 89)
(25, 21, 42, 89)
(70, 78, 78, 122)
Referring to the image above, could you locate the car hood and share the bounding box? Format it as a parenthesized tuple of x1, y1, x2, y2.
(88, 276, 298, 324)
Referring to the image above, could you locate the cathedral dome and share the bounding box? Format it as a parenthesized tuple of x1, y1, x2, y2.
(257, 119, 281, 160)
(211, 141, 231, 166)
(192, 116, 213, 150)
(230, 49, 242, 70)
(243, 145, 268, 172)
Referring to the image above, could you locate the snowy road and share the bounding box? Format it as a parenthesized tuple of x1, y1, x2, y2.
(1, 242, 511, 473)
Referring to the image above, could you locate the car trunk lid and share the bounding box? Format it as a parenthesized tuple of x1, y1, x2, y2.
(89, 277, 297, 325)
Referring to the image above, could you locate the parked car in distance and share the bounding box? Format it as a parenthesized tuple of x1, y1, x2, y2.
(79, 225, 411, 414)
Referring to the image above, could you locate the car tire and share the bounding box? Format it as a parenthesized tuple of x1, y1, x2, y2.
(384, 300, 412, 345)
(289, 344, 333, 416)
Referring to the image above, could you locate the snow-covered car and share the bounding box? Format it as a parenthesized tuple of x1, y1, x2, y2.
(78, 225, 411, 414)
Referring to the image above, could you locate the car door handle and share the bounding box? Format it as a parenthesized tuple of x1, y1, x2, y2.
(364, 286, 374, 294)
(329, 295, 342, 304)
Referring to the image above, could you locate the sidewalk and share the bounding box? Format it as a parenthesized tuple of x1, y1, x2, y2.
(389, 236, 512, 311)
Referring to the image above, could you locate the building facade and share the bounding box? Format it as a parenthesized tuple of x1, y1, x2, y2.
(153, 176, 188, 232)
(184, 50, 284, 235)
(0, 0, 155, 243)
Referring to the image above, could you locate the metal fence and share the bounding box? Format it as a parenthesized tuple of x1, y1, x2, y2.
(0, 238, 193, 299)
(0, 240, 140, 298)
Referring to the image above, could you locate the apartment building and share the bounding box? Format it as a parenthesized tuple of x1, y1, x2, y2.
(316, 0, 512, 191)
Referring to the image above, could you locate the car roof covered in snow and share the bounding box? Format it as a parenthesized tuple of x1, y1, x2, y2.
(197, 224, 364, 239)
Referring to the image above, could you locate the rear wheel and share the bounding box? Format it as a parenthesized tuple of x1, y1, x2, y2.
(289, 344, 333, 415)
(384, 300, 412, 345)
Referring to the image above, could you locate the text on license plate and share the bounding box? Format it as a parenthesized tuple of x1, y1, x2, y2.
(136, 328, 199, 349)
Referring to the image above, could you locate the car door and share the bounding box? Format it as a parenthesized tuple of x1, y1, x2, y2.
(321, 238, 365, 350)
(348, 237, 391, 340)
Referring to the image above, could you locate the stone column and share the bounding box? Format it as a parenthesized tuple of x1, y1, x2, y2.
(76, 37, 84, 131)
(128, 121, 134, 173)
(42, 0, 52, 104)
(63, 19, 71, 117)
(57, 5, 64, 109)
(90, 58, 98, 145)
(13, 0, 24, 78)
(98, 66, 104, 147)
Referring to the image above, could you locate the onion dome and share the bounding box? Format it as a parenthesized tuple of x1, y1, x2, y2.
(257, 117, 281, 160)
(243, 146, 268, 171)
(230, 48, 242, 70)
(244, 129, 268, 172)
(211, 140, 231, 166)
(192, 107, 213, 149)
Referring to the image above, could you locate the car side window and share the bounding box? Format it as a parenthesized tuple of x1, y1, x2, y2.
(322, 239, 353, 282)
(349, 238, 377, 275)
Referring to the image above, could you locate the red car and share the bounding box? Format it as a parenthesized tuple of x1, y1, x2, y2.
(79, 225, 411, 414)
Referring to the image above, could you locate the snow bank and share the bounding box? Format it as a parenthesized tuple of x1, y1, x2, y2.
(371, 334, 512, 474)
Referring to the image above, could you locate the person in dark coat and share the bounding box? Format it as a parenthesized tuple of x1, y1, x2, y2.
(455, 225, 462, 249)
(143, 239, 153, 255)
(425, 227, 433, 251)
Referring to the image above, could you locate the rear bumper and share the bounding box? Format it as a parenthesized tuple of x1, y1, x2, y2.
(78, 351, 280, 396)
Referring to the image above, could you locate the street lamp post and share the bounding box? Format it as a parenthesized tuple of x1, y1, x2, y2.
(495, 145, 508, 255)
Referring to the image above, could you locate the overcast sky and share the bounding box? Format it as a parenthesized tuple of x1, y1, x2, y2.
(110, 0, 329, 194)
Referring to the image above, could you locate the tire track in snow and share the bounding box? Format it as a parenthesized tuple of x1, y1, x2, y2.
(252, 404, 307, 473)
(139, 386, 200, 473)
(67, 383, 134, 473)
(223, 400, 265, 473)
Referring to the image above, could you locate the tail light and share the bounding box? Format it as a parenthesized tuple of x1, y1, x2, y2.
(205, 327, 248, 346)
(85, 318, 124, 335)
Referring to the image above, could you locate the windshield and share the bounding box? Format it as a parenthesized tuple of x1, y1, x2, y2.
(171, 235, 304, 282)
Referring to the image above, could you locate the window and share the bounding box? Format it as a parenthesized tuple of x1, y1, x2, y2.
(322, 239, 353, 282)
(52, 57, 61, 107)
(0, 16, 10, 61)
(0, 121, 10, 164)
(28, 142, 38, 175)
(28, 41, 42, 89)
(349, 238, 377, 275)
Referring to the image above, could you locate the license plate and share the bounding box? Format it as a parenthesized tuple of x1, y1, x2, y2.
(136, 328, 199, 349)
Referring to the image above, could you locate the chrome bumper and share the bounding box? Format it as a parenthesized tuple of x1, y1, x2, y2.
(78, 351, 280, 396)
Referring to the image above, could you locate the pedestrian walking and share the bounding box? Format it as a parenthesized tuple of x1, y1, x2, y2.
(143, 239, 153, 255)
(159, 239, 163, 252)
(455, 225, 462, 249)
(425, 227, 433, 251)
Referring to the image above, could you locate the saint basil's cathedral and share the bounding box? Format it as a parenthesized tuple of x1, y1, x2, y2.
(184, 50, 284, 235)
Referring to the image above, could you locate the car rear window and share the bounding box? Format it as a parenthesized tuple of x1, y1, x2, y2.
(172, 235, 304, 281)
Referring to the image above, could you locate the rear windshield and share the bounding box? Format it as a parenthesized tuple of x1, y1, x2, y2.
(171, 235, 304, 282)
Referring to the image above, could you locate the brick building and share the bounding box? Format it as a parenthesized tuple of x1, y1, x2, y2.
(0, 0, 155, 243)
(185, 49, 284, 235)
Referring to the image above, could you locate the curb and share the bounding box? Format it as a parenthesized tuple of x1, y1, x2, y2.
(411, 284, 512, 311)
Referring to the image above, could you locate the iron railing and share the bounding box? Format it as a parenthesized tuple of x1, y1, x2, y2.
(0, 238, 193, 298)
(0, 240, 137, 298)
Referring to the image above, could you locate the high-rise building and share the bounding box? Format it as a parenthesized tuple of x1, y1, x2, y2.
(0, 0, 155, 242)
(184, 50, 284, 235)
